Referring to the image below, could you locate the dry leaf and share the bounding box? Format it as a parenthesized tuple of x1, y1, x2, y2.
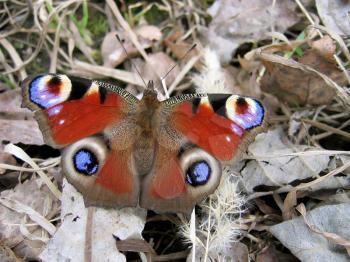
(0, 243, 20, 262)
(316, 0, 350, 36)
(241, 128, 335, 194)
(270, 203, 350, 262)
(135, 25, 162, 41)
(0, 89, 43, 145)
(40, 179, 147, 261)
(0, 176, 60, 255)
(310, 35, 337, 61)
(260, 37, 348, 106)
(0, 120, 43, 145)
(163, 31, 200, 71)
(201, 0, 299, 62)
(0, 145, 16, 175)
(256, 244, 298, 262)
(101, 26, 162, 68)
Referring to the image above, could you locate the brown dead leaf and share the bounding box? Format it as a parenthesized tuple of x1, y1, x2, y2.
(254, 198, 280, 215)
(310, 35, 336, 62)
(115, 238, 156, 254)
(201, 0, 299, 62)
(101, 31, 136, 68)
(0, 149, 16, 175)
(135, 25, 162, 41)
(0, 89, 31, 116)
(163, 33, 200, 70)
(101, 25, 162, 68)
(316, 0, 350, 36)
(242, 128, 334, 195)
(227, 242, 249, 262)
(0, 243, 20, 262)
(282, 190, 297, 220)
(0, 176, 60, 249)
(12, 230, 47, 260)
(40, 180, 146, 261)
(0, 89, 43, 145)
(0, 120, 43, 145)
(256, 245, 298, 262)
(260, 36, 348, 106)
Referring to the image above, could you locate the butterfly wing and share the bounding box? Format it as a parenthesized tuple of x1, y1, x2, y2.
(140, 93, 266, 214)
(21, 74, 140, 207)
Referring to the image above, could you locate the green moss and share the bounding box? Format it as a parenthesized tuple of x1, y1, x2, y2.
(44, 0, 59, 29)
(91, 49, 102, 64)
(87, 13, 108, 39)
(70, 0, 93, 45)
(286, 31, 305, 58)
(143, 4, 167, 25)
(0, 75, 16, 89)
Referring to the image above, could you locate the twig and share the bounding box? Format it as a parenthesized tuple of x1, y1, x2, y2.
(302, 118, 350, 140)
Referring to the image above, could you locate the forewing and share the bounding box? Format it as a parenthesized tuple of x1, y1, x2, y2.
(21, 74, 141, 207)
(140, 93, 266, 214)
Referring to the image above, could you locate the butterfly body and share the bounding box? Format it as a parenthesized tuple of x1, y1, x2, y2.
(21, 74, 266, 214)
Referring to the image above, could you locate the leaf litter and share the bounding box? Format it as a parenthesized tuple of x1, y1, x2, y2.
(0, 0, 349, 261)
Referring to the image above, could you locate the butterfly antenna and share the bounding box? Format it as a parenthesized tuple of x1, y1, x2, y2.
(160, 43, 197, 81)
(115, 34, 148, 88)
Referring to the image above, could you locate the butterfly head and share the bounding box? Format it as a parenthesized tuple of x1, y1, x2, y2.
(142, 80, 158, 101)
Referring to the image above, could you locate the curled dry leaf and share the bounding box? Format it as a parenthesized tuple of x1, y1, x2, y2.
(40, 179, 147, 261)
(0, 144, 16, 175)
(201, 0, 299, 62)
(0, 89, 31, 117)
(270, 203, 350, 262)
(0, 176, 60, 258)
(0, 243, 20, 262)
(163, 28, 201, 70)
(316, 0, 350, 36)
(0, 120, 43, 145)
(135, 25, 162, 41)
(0, 89, 43, 145)
(259, 36, 348, 106)
(101, 25, 162, 68)
(241, 128, 343, 194)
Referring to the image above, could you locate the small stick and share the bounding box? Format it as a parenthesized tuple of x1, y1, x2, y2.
(161, 43, 197, 81)
(115, 34, 148, 89)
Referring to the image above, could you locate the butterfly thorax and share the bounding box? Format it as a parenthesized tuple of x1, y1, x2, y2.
(133, 86, 162, 175)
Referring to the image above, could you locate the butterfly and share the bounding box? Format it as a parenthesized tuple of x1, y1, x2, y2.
(21, 74, 266, 214)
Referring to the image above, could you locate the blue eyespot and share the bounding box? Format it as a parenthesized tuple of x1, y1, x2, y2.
(73, 149, 98, 176)
(186, 161, 211, 186)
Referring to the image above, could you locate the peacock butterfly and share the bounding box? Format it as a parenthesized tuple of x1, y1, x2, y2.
(21, 74, 266, 214)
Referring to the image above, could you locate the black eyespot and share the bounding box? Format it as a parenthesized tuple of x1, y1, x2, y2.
(236, 97, 247, 106)
(47, 75, 62, 88)
(186, 161, 211, 186)
(73, 149, 99, 176)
